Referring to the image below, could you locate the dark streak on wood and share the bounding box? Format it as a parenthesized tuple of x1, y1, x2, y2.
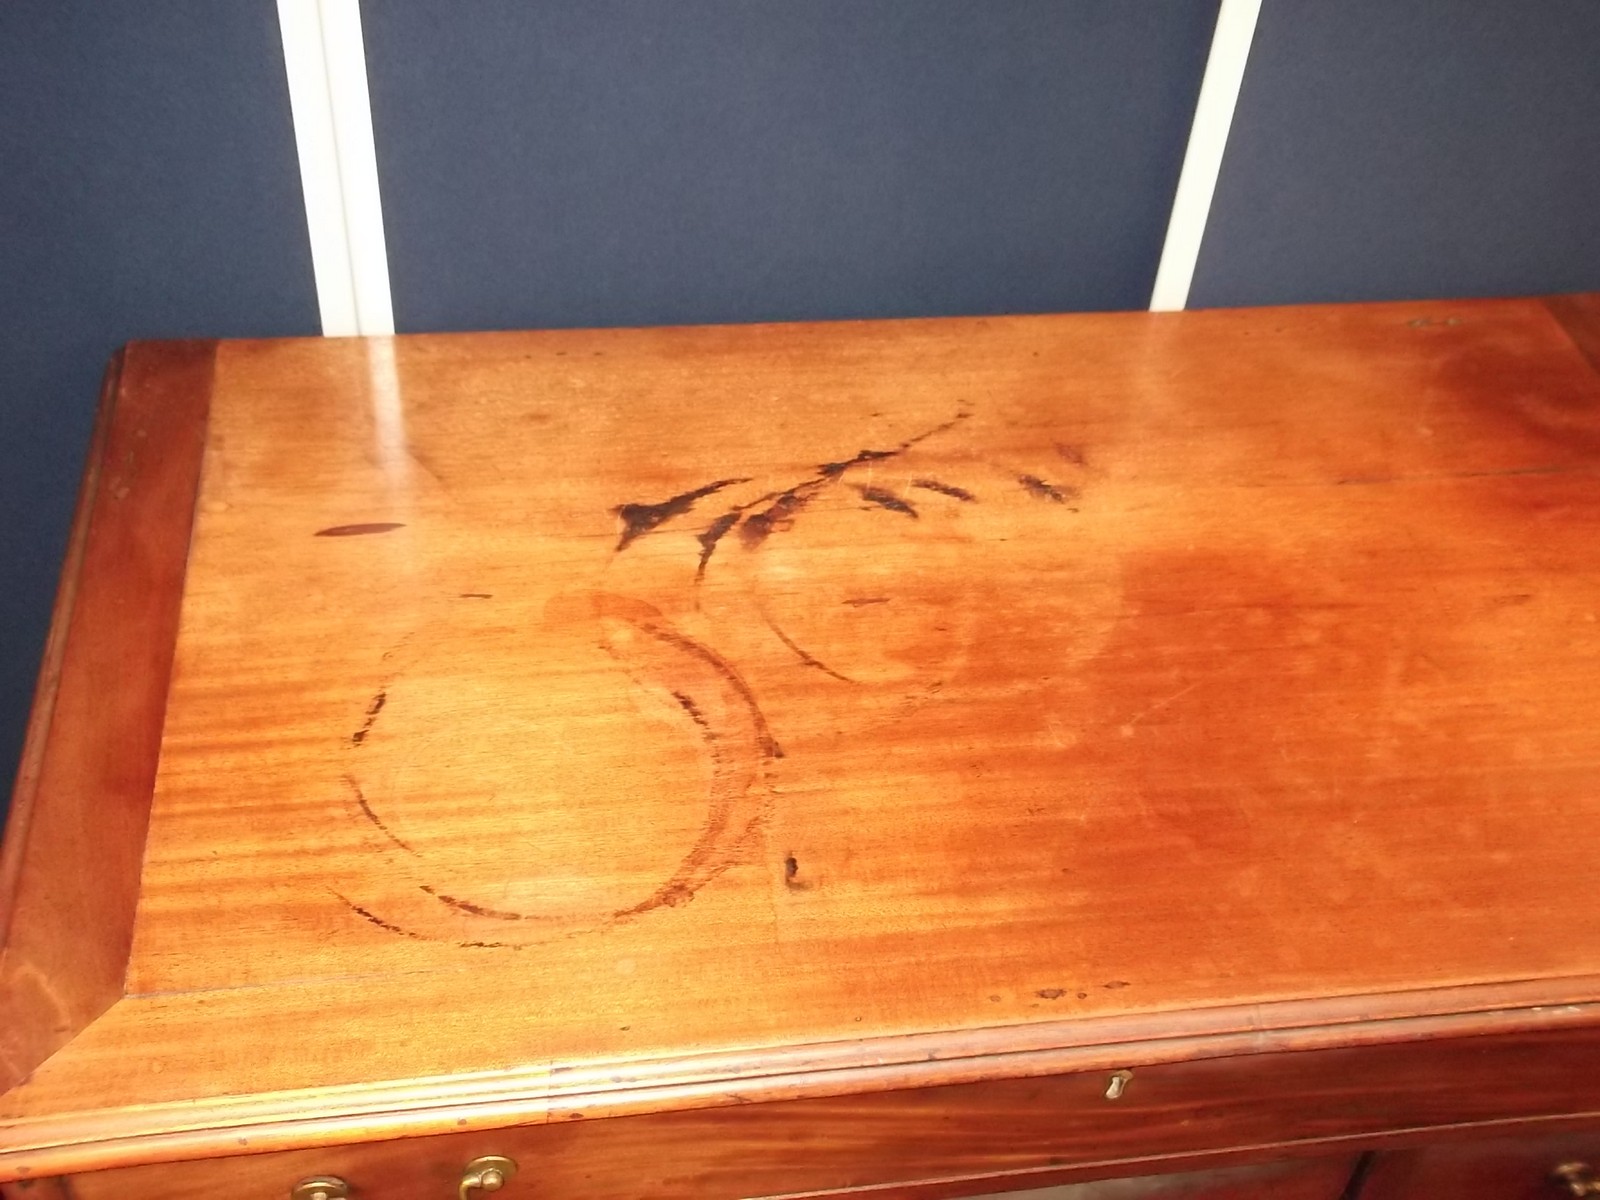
(818, 448, 898, 479)
(695, 512, 741, 580)
(843, 596, 890, 606)
(350, 689, 387, 746)
(420, 885, 528, 922)
(1018, 475, 1079, 504)
(344, 774, 415, 855)
(853, 484, 918, 518)
(739, 480, 825, 549)
(613, 478, 751, 551)
(626, 618, 783, 761)
(1055, 442, 1088, 466)
(458, 592, 493, 599)
(912, 479, 976, 502)
(758, 604, 855, 684)
(330, 891, 426, 940)
(595, 599, 777, 921)
(314, 522, 406, 537)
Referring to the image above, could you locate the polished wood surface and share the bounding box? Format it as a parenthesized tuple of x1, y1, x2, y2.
(3, 297, 1600, 1184)
(952, 1158, 1357, 1200)
(1359, 1133, 1600, 1199)
(55, 1131, 1358, 1200)
(30, 1025, 1600, 1198)
(0, 343, 213, 1091)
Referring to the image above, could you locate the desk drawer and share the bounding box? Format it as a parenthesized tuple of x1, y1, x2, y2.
(8, 1153, 1358, 1200)
(17, 1023, 1600, 1199)
(1360, 1132, 1600, 1199)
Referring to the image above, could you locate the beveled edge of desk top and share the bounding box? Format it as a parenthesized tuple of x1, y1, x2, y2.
(5, 975, 1600, 1181)
(0, 342, 215, 1094)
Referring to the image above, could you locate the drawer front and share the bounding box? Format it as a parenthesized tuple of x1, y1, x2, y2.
(808, 1156, 1359, 1199)
(1360, 1132, 1600, 1200)
(12, 1154, 1359, 1200)
(23, 1024, 1600, 1199)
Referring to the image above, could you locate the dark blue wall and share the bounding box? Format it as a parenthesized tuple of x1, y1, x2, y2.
(0, 2, 320, 817)
(7, 1, 1600, 818)
(362, 0, 1220, 332)
(1192, 0, 1600, 307)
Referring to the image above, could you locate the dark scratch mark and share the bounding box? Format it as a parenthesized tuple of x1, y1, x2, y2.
(634, 619, 783, 759)
(331, 890, 426, 940)
(1018, 474, 1080, 504)
(843, 596, 890, 606)
(670, 690, 712, 735)
(459, 592, 493, 599)
(853, 484, 918, 517)
(1103, 980, 1130, 990)
(1055, 443, 1087, 466)
(421, 884, 528, 921)
(695, 511, 740, 580)
(902, 408, 971, 449)
(815, 409, 971, 479)
(661, 408, 973, 567)
(758, 602, 855, 683)
(596, 597, 779, 920)
(613, 477, 751, 551)
(739, 480, 825, 549)
(818, 447, 898, 478)
(350, 689, 387, 746)
(912, 478, 975, 502)
(1036, 988, 1066, 1000)
(315, 522, 405, 537)
(344, 774, 415, 855)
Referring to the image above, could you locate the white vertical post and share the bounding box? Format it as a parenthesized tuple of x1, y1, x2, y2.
(1149, 0, 1264, 313)
(277, 0, 395, 337)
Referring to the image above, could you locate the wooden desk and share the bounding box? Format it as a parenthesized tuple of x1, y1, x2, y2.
(3, 295, 1600, 1199)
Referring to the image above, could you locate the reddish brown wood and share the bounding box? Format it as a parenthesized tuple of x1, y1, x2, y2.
(808, 1156, 1359, 1200)
(0, 351, 121, 947)
(1359, 1132, 1600, 1200)
(0, 1178, 71, 1200)
(0, 343, 213, 1091)
(30, 1024, 1600, 1199)
(1546, 292, 1600, 373)
(3, 299, 1600, 1197)
(62, 1146, 1360, 1200)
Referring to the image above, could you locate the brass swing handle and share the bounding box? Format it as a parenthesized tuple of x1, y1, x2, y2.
(1555, 1162, 1600, 1197)
(459, 1155, 518, 1200)
(288, 1156, 518, 1200)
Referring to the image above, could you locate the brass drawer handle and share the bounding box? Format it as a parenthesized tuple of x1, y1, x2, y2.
(290, 1179, 350, 1200)
(460, 1155, 518, 1199)
(1555, 1163, 1600, 1197)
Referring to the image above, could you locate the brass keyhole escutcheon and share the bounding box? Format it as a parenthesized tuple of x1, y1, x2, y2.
(290, 1178, 350, 1200)
(460, 1155, 518, 1199)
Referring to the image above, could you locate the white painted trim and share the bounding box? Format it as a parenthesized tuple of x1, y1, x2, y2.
(277, 0, 394, 336)
(1148, 0, 1263, 312)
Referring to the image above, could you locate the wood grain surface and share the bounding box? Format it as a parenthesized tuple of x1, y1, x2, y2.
(1358, 1131, 1600, 1199)
(28, 1023, 1600, 1197)
(3, 297, 1600, 1179)
(0, 343, 213, 1092)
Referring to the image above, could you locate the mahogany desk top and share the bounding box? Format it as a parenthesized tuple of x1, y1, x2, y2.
(2, 294, 1600, 1193)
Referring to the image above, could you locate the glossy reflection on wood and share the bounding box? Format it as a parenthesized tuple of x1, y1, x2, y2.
(3, 297, 1600, 1189)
